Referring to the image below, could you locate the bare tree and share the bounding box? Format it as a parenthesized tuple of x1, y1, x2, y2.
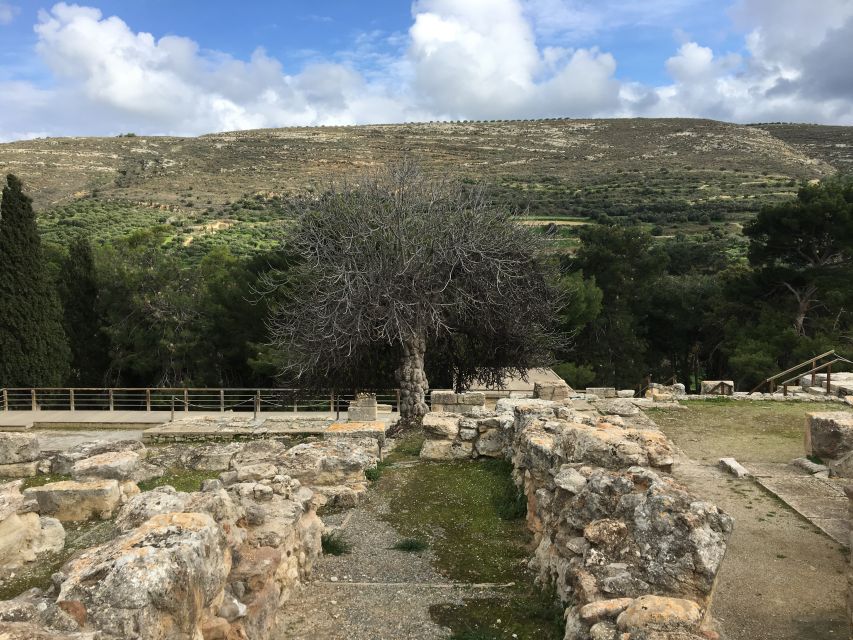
(266, 161, 563, 423)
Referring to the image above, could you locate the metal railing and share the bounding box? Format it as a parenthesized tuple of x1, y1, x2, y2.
(0, 387, 401, 418)
(748, 350, 853, 396)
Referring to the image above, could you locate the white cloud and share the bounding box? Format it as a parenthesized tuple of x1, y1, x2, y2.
(0, 0, 851, 141)
(0, 3, 18, 25)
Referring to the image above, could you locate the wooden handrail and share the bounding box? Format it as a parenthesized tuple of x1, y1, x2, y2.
(748, 350, 851, 394)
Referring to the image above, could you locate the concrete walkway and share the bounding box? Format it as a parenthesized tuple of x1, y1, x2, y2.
(749, 462, 849, 546)
(0, 410, 381, 430)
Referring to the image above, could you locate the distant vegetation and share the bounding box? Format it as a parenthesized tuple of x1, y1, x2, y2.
(0, 119, 851, 392)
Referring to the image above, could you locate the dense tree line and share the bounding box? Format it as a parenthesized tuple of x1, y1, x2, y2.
(0, 173, 850, 394)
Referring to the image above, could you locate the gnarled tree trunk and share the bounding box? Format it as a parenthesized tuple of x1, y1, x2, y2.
(396, 332, 429, 424)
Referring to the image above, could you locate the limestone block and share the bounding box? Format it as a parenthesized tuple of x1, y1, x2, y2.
(0, 433, 40, 465)
(71, 451, 140, 481)
(586, 387, 617, 399)
(422, 413, 460, 439)
(534, 381, 571, 402)
(0, 622, 99, 639)
(236, 463, 278, 482)
(474, 429, 505, 458)
(420, 440, 474, 460)
(616, 595, 702, 631)
(347, 393, 378, 422)
(0, 509, 65, 569)
(554, 466, 587, 494)
(700, 380, 734, 395)
(57, 512, 230, 640)
(0, 461, 39, 478)
(459, 391, 486, 406)
(806, 411, 853, 458)
(617, 390, 635, 398)
(24, 479, 122, 521)
(579, 598, 633, 623)
(719, 457, 751, 478)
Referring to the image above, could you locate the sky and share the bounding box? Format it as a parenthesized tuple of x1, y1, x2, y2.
(0, 0, 851, 141)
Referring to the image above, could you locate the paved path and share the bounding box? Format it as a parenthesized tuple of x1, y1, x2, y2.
(749, 462, 849, 545)
(0, 410, 388, 430)
(276, 488, 460, 639)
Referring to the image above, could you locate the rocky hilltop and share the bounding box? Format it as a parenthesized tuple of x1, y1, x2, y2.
(0, 118, 845, 212)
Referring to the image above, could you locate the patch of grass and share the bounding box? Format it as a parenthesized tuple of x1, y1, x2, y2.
(807, 454, 824, 465)
(137, 468, 221, 493)
(321, 531, 351, 556)
(365, 461, 391, 482)
(392, 537, 429, 552)
(379, 460, 564, 639)
(19, 473, 71, 490)
(385, 431, 426, 463)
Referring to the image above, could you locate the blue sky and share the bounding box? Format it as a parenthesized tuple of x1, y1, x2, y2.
(0, 0, 850, 140)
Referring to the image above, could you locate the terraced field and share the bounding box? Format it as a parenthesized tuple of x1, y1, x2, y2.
(0, 118, 848, 253)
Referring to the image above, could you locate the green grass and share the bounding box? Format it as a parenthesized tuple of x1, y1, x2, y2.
(391, 537, 429, 552)
(321, 531, 351, 556)
(646, 399, 834, 463)
(20, 473, 71, 490)
(379, 459, 564, 639)
(137, 468, 221, 493)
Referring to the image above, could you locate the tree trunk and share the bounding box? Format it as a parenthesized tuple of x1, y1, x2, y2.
(396, 332, 429, 424)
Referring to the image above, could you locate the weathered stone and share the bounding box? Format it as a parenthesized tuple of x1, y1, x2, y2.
(475, 428, 505, 458)
(0, 622, 98, 639)
(0, 461, 39, 478)
(554, 466, 587, 494)
(594, 399, 640, 417)
(534, 381, 572, 402)
(347, 393, 378, 422)
(616, 595, 703, 631)
(587, 387, 617, 399)
(58, 512, 230, 640)
(420, 439, 474, 460)
(422, 413, 460, 439)
(236, 463, 278, 482)
(24, 480, 122, 521)
(459, 428, 478, 441)
(71, 451, 140, 481)
(114, 485, 192, 532)
(719, 457, 750, 478)
(584, 519, 628, 548)
(50, 440, 145, 476)
(0, 510, 65, 569)
(806, 411, 853, 459)
(589, 620, 618, 640)
(0, 433, 40, 465)
(579, 598, 633, 623)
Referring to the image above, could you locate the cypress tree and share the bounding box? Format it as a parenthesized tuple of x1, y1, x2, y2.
(58, 236, 109, 385)
(0, 174, 70, 387)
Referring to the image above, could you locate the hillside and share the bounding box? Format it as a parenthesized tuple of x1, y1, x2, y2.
(0, 118, 847, 255)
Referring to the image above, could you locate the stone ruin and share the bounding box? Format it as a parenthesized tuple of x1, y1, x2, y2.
(0, 430, 380, 639)
(0, 376, 738, 640)
(421, 380, 733, 640)
(806, 411, 853, 477)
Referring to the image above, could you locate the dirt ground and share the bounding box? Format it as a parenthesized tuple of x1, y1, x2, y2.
(647, 401, 849, 640)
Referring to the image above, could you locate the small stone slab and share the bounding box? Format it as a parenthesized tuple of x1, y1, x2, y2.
(325, 422, 387, 440)
(719, 457, 751, 478)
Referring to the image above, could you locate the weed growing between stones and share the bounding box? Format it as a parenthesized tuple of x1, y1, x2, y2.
(20, 473, 71, 490)
(379, 459, 564, 639)
(392, 538, 429, 552)
(321, 531, 351, 556)
(137, 468, 221, 493)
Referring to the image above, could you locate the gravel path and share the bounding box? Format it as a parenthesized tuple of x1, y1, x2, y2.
(276, 475, 501, 639)
(671, 453, 847, 640)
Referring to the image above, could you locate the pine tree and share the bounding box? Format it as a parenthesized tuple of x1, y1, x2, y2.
(58, 236, 109, 385)
(0, 174, 70, 387)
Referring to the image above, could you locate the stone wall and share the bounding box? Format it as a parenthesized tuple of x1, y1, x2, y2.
(429, 390, 486, 415)
(0, 432, 380, 639)
(420, 392, 732, 639)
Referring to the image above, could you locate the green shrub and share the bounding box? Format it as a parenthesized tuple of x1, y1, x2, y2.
(392, 538, 428, 552)
(321, 531, 351, 555)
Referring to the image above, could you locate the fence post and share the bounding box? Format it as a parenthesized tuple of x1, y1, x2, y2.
(109, 389, 114, 411)
(2, 389, 7, 412)
(254, 391, 260, 420)
(69, 389, 75, 411)
(184, 388, 189, 414)
(220, 389, 225, 413)
(170, 396, 175, 422)
(146, 389, 151, 412)
(811, 359, 817, 386)
(31, 389, 37, 411)
(330, 391, 334, 414)
(827, 362, 833, 395)
(396, 389, 401, 413)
